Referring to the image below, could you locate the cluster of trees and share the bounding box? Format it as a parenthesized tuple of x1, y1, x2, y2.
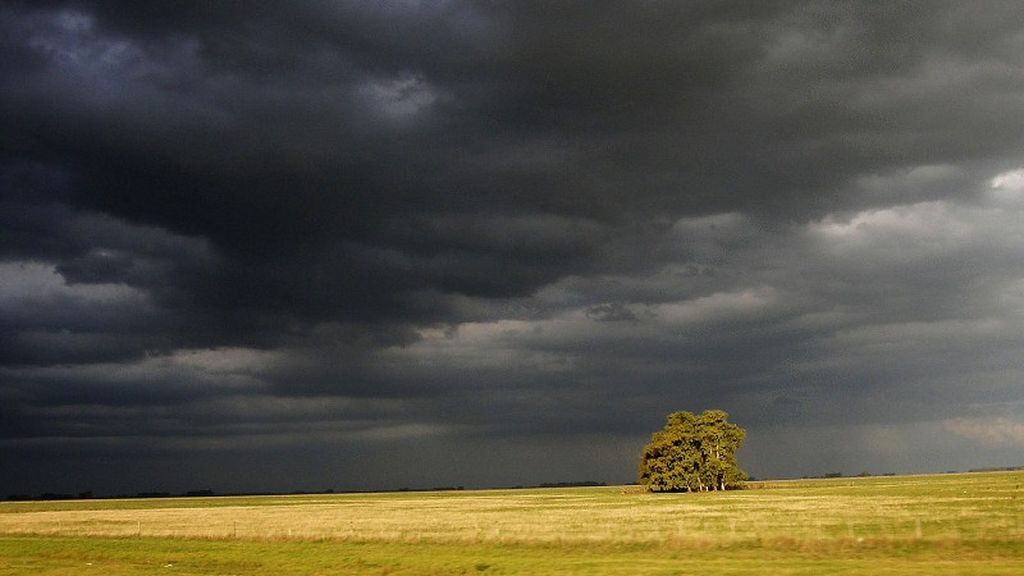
(638, 409, 747, 492)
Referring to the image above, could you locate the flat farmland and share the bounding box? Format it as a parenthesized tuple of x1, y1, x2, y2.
(2, 471, 1023, 575)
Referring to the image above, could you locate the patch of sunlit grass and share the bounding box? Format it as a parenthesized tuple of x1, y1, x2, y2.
(2, 471, 1023, 574)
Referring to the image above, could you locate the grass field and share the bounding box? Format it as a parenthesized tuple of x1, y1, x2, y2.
(2, 471, 1023, 574)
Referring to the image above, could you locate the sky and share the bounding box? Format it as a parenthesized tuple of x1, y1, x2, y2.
(3, 1, 1024, 496)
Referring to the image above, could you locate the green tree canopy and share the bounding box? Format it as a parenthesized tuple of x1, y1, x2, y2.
(638, 409, 747, 492)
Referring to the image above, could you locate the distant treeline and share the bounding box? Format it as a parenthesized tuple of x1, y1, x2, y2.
(968, 466, 1024, 473)
(5, 489, 215, 501)
(791, 466, 1024, 481)
(799, 472, 896, 480)
(5, 482, 607, 502)
(16, 470, 1024, 501)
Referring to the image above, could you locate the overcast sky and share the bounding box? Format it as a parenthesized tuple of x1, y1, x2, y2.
(3, 1, 1024, 496)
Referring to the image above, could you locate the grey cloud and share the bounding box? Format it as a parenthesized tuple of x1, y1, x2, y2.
(4, 1, 1024, 494)
(586, 302, 638, 322)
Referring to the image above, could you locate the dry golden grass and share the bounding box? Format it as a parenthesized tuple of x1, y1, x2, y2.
(2, 471, 1023, 548)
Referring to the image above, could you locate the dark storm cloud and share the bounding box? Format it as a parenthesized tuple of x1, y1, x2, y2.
(3, 1, 1024, 494)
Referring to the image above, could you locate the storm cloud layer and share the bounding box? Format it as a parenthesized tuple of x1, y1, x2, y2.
(3, 1, 1024, 495)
